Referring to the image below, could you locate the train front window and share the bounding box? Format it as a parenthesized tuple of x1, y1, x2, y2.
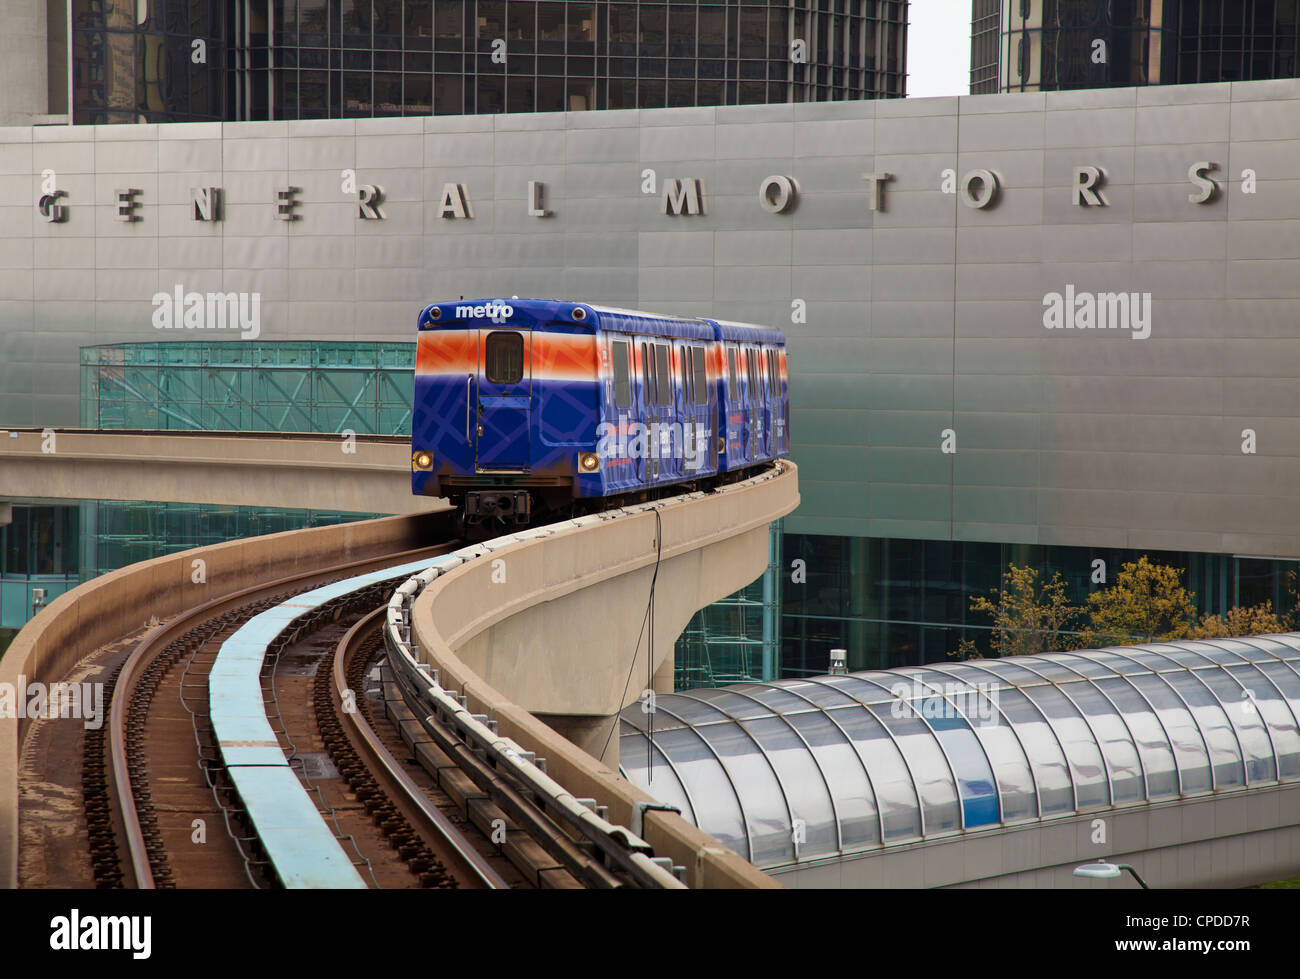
(611, 339, 631, 408)
(485, 331, 524, 384)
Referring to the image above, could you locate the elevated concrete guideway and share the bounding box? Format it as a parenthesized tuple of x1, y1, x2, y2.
(2, 446, 800, 888)
(409, 463, 800, 770)
(0, 429, 443, 515)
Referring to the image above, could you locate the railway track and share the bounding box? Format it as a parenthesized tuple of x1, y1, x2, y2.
(87, 540, 523, 890)
(29, 505, 698, 890)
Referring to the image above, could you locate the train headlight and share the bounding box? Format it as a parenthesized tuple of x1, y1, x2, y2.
(578, 452, 600, 473)
(413, 451, 433, 470)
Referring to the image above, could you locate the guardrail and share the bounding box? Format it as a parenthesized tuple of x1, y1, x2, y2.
(389, 461, 798, 889)
(385, 568, 686, 888)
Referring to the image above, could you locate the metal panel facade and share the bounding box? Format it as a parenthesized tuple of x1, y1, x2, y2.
(0, 79, 1297, 556)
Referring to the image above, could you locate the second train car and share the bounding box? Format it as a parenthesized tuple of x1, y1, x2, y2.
(411, 299, 788, 532)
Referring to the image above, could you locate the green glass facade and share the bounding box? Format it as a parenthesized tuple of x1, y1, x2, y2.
(0, 499, 379, 632)
(78, 500, 383, 580)
(781, 534, 1300, 677)
(0, 505, 80, 632)
(81, 342, 415, 434)
(673, 523, 783, 689)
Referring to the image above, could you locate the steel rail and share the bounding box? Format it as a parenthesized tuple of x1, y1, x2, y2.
(107, 541, 454, 889)
(333, 607, 509, 889)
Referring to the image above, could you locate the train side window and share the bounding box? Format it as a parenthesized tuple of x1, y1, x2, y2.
(640, 342, 653, 404)
(680, 346, 691, 405)
(691, 345, 708, 404)
(746, 348, 758, 401)
(611, 339, 631, 408)
(654, 343, 671, 405)
(485, 332, 524, 384)
(727, 346, 738, 399)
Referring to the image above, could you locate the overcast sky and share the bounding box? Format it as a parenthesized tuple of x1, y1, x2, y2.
(907, 0, 972, 98)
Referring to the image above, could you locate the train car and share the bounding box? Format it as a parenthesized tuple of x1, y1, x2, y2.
(411, 298, 787, 532)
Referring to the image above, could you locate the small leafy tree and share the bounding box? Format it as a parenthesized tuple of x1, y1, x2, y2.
(1192, 601, 1285, 639)
(1083, 556, 1195, 646)
(963, 564, 1082, 658)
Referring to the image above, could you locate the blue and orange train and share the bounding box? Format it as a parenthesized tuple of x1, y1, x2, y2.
(411, 298, 789, 532)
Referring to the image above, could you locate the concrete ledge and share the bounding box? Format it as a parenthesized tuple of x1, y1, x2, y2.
(0, 430, 443, 514)
(0, 509, 451, 888)
(410, 462, 799, 888)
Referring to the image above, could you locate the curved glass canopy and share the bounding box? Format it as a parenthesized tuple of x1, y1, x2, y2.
(619, 635, 1300, 869)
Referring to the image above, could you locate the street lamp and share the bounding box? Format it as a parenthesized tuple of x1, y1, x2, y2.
(1073, 860, 1150, 889)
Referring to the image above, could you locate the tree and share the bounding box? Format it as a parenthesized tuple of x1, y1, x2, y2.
(1192, 601, 1285, 639)
(1083, 556, 1195, 646)
(962, 564, 1082, 658)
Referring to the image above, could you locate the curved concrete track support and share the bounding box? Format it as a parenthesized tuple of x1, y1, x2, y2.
(0, 430, 441, 514)
(0, 510, 454, 888)
(410, 461, 800, 888)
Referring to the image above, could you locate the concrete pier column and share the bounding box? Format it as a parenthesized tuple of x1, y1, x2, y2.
(537, 713, 620, 768)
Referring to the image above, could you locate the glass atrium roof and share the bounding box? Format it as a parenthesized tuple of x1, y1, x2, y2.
(619, 635, 1300, 869)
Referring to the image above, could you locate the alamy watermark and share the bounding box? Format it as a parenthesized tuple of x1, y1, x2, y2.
(0, 676, 103, 729)
(50, 909, 150, 959)
(1043, 285, 1152, 339)
(151, 284, 261, 339)
(595, 420, 708, 469)
(889, 678, 999, 725)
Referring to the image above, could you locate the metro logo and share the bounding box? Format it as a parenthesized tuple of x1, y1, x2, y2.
(455, 302, 514, 320)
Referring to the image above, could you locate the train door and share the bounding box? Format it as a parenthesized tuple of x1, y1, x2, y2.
(725, 343, 743, 465)
(649, 340, 672, 482)
(608, 336, 634, 487)
(474, 328, 531, 471)
(676, 340, 696, 483)
(684, 343, 712, 474)
(637, 339, 656, 483)
(768, 346, 786, 455)
(744, 346, 760, 462)
(779, 348, 790, 453)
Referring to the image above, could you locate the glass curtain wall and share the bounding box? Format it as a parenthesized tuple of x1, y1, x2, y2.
(674, 522, 783, 689)
(266, 0, 908, 119)
(782, 533, 1300, 678)
(72, 0, 227, 123)
(81, 342, 415, 435)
